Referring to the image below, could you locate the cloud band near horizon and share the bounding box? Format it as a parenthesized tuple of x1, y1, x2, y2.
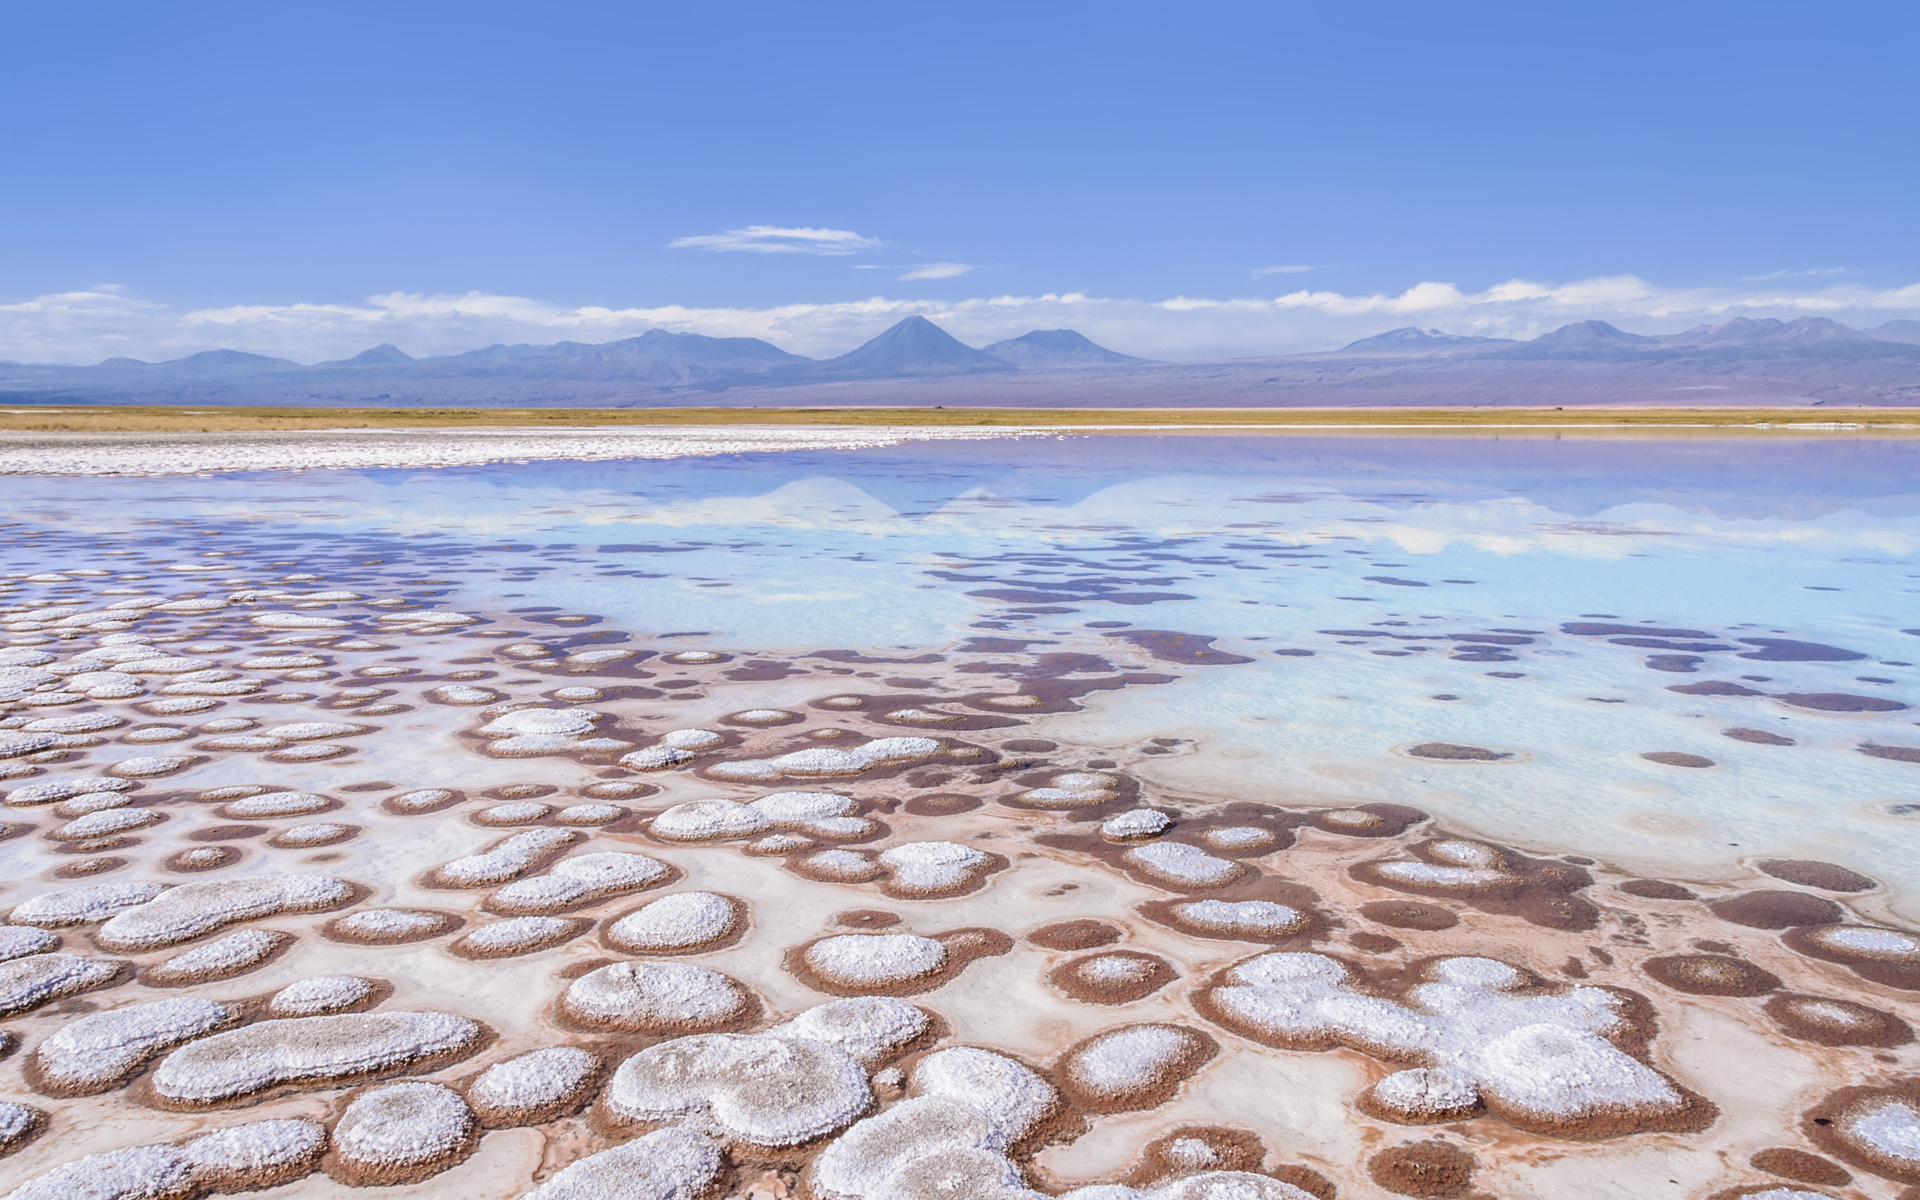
(4, 275, 1918, 367)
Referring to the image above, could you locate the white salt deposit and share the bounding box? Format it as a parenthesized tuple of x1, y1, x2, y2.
(806, 934, 948, 988)
(650, 791, 868, 842)
(331, 908, 454, 942)
(53, 791, 135, 817)
(23, 712, 122, 733)
(800, 849, 883, 881)
(768, 997, 931, 1066)
(96, 873, 353, 951)
(456, 916, 581, 956)
(146, 930, 290, 983)
(486, 850, 671, 914)
(274, 822, 353, 846)
(0, 952, 121, 1016)
(33, 997, 232, 1091)
(252, 612, 347, 629)
(1171, 900, 1304, 936)
(1201, 826, 1277, 850)
(606, 892, 738, 952)
(1060, 1025, 1209, 1103)
(565, 647, 637, 665)
(8, 879, 163, 925)
(269, 975, 375, 1016)
(915, 1046, 1059, 1145)
(1023, 770, 1119, 808)
(1373, 840, 1515, 891)
(478, 707, 630, 756)
(1101, 810, 1171, 841)
(607, 1032, 873, 1145)
(519, 1126, 722, 1200)
(554, 803, 624, 825)
(151, 1011, 482, 1104)
(1806, 925, 1920, 960)
(705, 736, 943, 781)
(105, 754, 195, 778)
(49, 807, 160, 840)
(665, 651, 723, 663)
(6, 777, 135, 808)
(334, 1081, 475, 1174)
(0, 926, 57, 961)
(434, 828, 579, 886)
(474, 801, 553, 825)
(661, 728, 726, 750)
(469, 1046, 600, 1123)
(887, 708, 964, 724)
(731, 709, 798, 724)
(620, 746, 696, 770)
(429, 684, 499, 705)
(878, 842, 993, 896)
(0, 1101, 41, 1153)
(0, 1118, 326, 1200)
(389, 787, 456, 812)
(1836, 1096, 1920, 1169)
(221, 790, 333, 817)
(552, 685, 604, 702)
(562, 961, 751, 1031)
(1206, 952, 1688, 1128)
(1123, 843, 1245, 888)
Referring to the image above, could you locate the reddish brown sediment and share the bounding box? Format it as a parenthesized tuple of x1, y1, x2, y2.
(784, 926, 1012, 997)
(1029, 919, 1122, 950)
(1351, 838, 1600, 931)
(1619, 879, 1697, 900)
(1777, 692, 1908, 713)
(1780, 926, 1920, 990)
(1723, 727, 1796, 745)
(1758, 860, 1876, 892)
(1641, 954, 1780, 997)
(1368, 1140, 1479, 1198)
(1048, 951, 1179, 1004)
(1404, 742, 1513, 762)
(1668, 681, 1767, 696)
(1103, 630, 1255, 665)
(1764, 993, 1914, 1047)
(1641, 751, 1715, 768)
(1708, 891, 1845, 930)
(1861, 742, 1920, 763)
(1054, 1024, 1219, 1114)
(1749, 1146, 1852, 1186)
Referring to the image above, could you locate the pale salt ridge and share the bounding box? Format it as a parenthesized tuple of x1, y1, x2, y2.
(0, 953, 121, 1016)
(486, 850, 671, 914)
(605, 1031, 872, 1146)
(150, 1011, 483, 1104)
(0, 1117, 326, 1200)
(561, 961, 751, 1030)
(434, 828, 579, 886)
(469, 1046, 601, 1122)
(1123, 843, 1245, 887)
(333, 1081, 475, 1173)
(704, 736, 943, 782)
(649, 791, 870, 842)
(0, 927, 57, 960)
(606, 892, 737, 951)
(95, 874, 354, 951)
(805, 934, 948, 987)
(1101, 809, 1171, 840)
(878, 842, 993, 895)
(147, 929, 289, 982)
(767, 998, 931, 1066)
(34, 997, 232, 1090)
(1173, 900, 1304, 936)
(458, 916, 580, 955)
(269, 975, 374, 1016)
(518, 1125, 723, 1200)
(220, 791, 332, 817)
(7, 879, 163, 926)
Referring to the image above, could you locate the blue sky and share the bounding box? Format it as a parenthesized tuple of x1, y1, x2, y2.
(2, 0, 1915, 363)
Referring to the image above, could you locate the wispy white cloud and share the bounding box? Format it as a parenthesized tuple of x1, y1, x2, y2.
(1252, 265, 1312, 276)
(897, 263, 973, 281)
(1742, 266, 1849, 282)
(666, 225, 882, 255)
(4, 274, 1918, 366)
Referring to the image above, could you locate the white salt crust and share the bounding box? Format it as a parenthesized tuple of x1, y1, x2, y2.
(1373, 839, 1516, 890)
(562, 961, 751, 1030)
(0, 953, 121, 1016)
(1202, 826, 1278, 850)
(457, 916, 580, 956)
(0, 1101, 40, 1153)
(1207, 953, 1688, 1126)
(334, 1081, 475, 1172)
(50, 807, 160, 840)
(1123, 843, 1245, 888)
(1060, 1024, 1210, 1102)
(7, 777, 135, 807)
(486, 851, 671, 914)
(1023, 771, 1119, 809)
(1835, 1096, 1920, 1170)
(1808, 925, 1920, 960)
(0, 926, 57, 961)
(1172, 900, 1305, 936)
(1101, 810, 1171, 841)
(147, 930, 291, 983)
(106, 755, 196, 778)
(389, 787, 456, 812)
(434, 828, 579, 886)
(474, 801, 553, 825)
(731, 709, 798, 724)
(606, 892, 738, 952)
(54, 791, 135, 817)
(768, 998, 932, 1066)
(878, 842, 993, 895)
(220, 791, 332, 818)
(96, 874, 353, 951)
(805, 934, 948, 987)
(620, 746, 696, 771)
(554, 803, 624, 825)
(331, 908, 453, 941)
(520, 1125, 723, 1200)
(429, 684, 500, 705)
(798, 849, 883, 881)
(275, 822, 353, 846)
(661, 728, 726, 750)
(151, 1011, 483, 1104)
(469, 1046, 601, 1122)
(704, 736, 943, 782)
(269, 975, 375, 1016)
(0, 1118, 326, 1200)
(9, 879, 164, 925)
(477, 707, 631, 757)
(34, 997, 233, 1090)
(651, 790, 872, 843)
(606, 1031, 872, 1146)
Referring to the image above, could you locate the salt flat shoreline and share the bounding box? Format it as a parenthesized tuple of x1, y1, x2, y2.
(3, 416, 1915, 476)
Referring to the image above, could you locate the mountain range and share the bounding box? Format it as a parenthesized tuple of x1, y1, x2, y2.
(3, 314, 1917, 408)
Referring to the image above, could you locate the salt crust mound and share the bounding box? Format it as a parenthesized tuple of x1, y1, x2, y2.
(96, 874, 354, 951)
(328, 909, 455, 943)
(1059, 1177, 1318, 1199)
(388, 788, 457, 813)
(8, 879, 163, 925)
(1814, 1086, 1920, 1183)
(333, 1081, 476, 1182)
(1058, 1024, 1214, 1109)
(470, 1046, 601, 1125)
(0, 1101, 42, 1154)
(606, 892, 739, 952)
(766, 997, 932, 1066)
(486, 851, 672, 915)
(607, 1032, 872, 1147)
(650, 791, 871, 842)
(1023, 771, 1120, 809)
(220, 791, 332, 818)
(269, 975, 374, 1016)
(0, 952, 121, 1017)
(147, 930, 289, 985)
(1204, 953, 1693, 1133)
(705, 736, 943, 782)
(520, 1126, 722, 1200)
(50, 807, 161, 839)
(432, 828, 579, 887)
(0, 1117, 326, 1200)
(798, 850, 883, 883)
(475, 801, 552, 825)
(455, 916, 583, 957)
(477, 708, 631, 757)
(429, 685, 499, 706)
(1372, 839, 1517, 891)
(806, 934, 948, 988)
(1172, 900, 1305, 937)
(1123, 843, 1245, 888)
(0, 927, 57, 961)
(878, 842, 994, 897)
(273, 822, 354, 847)
(1102, 810, 1171, 841)
(555, 803, 625, 825)
(151, 1011, 484, 1105)
(106, 754, 196, 778)
(7, 777, 135, 808)
(33, 997, 233, 1092)
(562, 961, 752, 1032)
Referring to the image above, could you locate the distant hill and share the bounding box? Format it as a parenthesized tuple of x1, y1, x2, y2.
(1, 314, 1916, 408)
(983, 328, 1147, 366)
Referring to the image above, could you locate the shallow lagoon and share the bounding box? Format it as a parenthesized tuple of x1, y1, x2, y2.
(2, 431, 1919, 1199)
